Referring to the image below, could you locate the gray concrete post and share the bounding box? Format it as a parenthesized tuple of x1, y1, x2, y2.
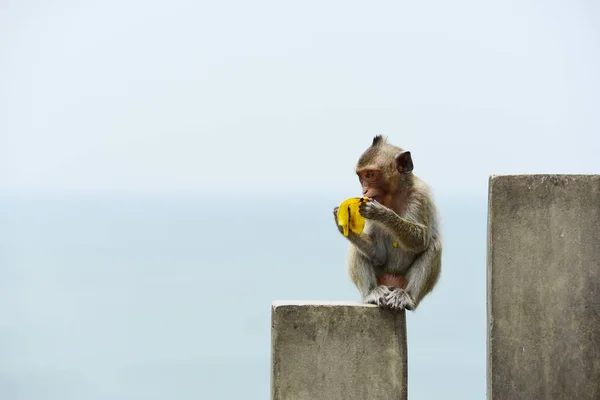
(487, 175, 600, 400)
(271, 301, 407, 400)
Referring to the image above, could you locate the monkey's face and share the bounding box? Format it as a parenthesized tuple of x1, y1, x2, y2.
(356, 137, 411, 209)
(357, 168, 393, 206)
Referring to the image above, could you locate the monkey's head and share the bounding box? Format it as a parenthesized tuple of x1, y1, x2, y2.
(355, 135, 414, 207)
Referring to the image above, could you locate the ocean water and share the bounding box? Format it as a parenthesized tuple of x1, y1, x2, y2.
(0, 194, 487, 399)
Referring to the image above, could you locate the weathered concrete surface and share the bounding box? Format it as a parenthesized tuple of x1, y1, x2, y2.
(487, 175, 600, 400)
(271, 301, 407, 400)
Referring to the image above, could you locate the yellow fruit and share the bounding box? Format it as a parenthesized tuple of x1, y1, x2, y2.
(337, 197, 369, 236)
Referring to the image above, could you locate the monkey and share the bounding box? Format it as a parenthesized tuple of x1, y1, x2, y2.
(333, 135, 442, 311)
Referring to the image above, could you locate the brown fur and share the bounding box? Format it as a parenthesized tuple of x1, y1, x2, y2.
(334, 136, 442, 311)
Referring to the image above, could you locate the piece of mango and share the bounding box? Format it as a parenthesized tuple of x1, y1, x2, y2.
(337, 197, 369, 236)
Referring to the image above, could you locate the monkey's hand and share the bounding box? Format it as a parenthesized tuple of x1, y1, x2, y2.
(333, 205, 361, 236)
(359, 199, 393, 222)
(332, 206, 345, 235)
(385, 288, 416, 311)
(364, 285, 393, 307)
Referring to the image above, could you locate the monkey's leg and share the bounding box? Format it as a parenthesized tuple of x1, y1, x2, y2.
(401, 237, 442, 310)
(348, 249, 392, 307)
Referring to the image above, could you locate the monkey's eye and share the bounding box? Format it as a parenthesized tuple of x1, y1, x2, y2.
(365, 171, 376, 180)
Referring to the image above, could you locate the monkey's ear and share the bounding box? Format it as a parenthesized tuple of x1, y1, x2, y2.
(395, 151, 414, 174)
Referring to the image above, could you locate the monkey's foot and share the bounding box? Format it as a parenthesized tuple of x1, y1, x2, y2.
(385, 288, 416, 311)
(364, 285, 393, 308)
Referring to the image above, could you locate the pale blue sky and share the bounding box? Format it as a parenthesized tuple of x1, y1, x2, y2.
(1, 2, 599, 399)
(1, 0, 599, 199)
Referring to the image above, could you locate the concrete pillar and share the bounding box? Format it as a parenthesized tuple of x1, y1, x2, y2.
(271, 301, 407, 400)
(487, 175, 600, 400)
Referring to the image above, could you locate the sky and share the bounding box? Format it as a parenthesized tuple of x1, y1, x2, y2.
(1, 0, 599, 199)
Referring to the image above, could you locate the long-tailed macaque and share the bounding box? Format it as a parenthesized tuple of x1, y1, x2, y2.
(333, 135, 442, 311)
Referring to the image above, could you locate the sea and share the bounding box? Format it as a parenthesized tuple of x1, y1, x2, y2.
(0, 193, 487, 399)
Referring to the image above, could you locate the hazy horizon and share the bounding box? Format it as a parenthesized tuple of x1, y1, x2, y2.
(1, 195, 488, 399)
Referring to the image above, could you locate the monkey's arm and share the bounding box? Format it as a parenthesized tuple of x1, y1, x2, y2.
(348, 247, 393, 307)
(346, 231, 387, 267)
(333, 207, 387, 266)
(384, 236, 441, 311)
(359, 200, 430, 253)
